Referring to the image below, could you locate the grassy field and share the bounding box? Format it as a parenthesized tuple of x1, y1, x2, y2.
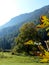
(0, 52, 49, 65)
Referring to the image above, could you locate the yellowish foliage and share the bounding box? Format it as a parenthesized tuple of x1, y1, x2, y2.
(38, 44, 49, 63)
(47, 32, 49, 36)
(40, 16, 49, 26)
(37, 15, 49, 28)
(36, 15, 49, 37)
(24, 40, 34, 45)
(46, 27, 49, 31)
(40, 58, 49, 63)
(40, 50, 49, 62)
(44, 51, 49, 56)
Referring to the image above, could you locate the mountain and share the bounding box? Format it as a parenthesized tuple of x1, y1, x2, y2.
(0, 5, 49, 29)
(0, 5, 49, 50)
(0, 5, 49, 36)
(0, 14, 30, 29)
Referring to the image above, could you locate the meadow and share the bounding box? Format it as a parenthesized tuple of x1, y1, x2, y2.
(0, 52, 49, 65)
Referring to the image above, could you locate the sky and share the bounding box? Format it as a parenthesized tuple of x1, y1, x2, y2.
(0, 0, 49, 26)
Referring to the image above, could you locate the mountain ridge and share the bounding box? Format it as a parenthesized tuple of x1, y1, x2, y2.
(0, 5, 49, 50)
(0, 5, 49, 37)
(0, 5, 49, 30)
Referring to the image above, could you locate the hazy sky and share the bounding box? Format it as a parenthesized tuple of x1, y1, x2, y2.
(0, 0, 49, 26)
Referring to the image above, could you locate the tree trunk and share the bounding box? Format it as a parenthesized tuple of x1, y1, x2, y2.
(44, 40, 49, 51)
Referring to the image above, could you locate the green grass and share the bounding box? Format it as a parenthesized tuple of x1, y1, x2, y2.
(0, 52, 49, 65)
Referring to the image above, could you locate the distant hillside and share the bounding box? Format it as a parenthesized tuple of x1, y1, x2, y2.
(1, 14, 30, 28)
(0, 5, 49, 50)
(0, 5, 49, 29)
(0, 5, 49, 37)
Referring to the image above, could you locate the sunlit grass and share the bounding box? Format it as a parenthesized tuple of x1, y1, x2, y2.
(0, 52, 49, 65)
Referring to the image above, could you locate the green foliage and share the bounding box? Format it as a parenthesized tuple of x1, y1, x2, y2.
(12, 16, 49, 55)
(17, 22, 38, 42)
(12, 22, 40, 55)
